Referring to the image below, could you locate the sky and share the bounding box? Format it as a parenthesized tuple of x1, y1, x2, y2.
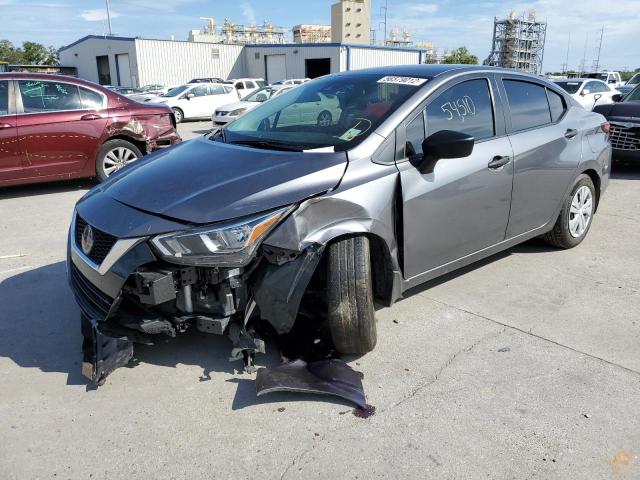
(1, 0, 638, 72)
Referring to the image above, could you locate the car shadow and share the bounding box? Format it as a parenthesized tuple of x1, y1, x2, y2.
(0, 178, 93, 200)
(0, 261, 350, 409)
(610, 163, 640, 180)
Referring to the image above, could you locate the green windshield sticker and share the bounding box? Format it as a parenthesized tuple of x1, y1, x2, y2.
(377, 76, 428, 86)
(338, 128, 362, 141)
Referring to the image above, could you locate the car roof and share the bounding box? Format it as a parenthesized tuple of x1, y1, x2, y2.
(555, 78, 605, 83)
(329, 64, 543, 81)
(0, 72, 106, 90)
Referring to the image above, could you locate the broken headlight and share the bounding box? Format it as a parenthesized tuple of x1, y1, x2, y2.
(150, 206, 293, 267)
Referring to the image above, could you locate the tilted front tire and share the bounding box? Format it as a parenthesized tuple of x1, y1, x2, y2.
(543, 174, 596, 249)
(327, 236, 377, 354)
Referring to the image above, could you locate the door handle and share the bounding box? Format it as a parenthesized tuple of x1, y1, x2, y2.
(488, 155, 511, 169)
(564, 129, 578, 139)
(0, 123, 14, 129)
(80, 113, 102, 121)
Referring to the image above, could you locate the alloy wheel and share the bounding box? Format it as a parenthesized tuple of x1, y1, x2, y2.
(102, 147, 139, 176)
(568, 185, 593, 238)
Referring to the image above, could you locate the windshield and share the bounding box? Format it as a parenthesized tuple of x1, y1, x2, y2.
(622, 85, 640, 102)
(162, 85, 190, 97)
(242, 86, 286, 103)
(224, 73, 428, 150)
(627, 74, 640, 86)
(555, 81, 582, 94)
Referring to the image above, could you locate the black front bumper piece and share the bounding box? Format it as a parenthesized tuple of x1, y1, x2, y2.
(81, 315, 134, 385)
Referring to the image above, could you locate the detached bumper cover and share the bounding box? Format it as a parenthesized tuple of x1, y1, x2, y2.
(81, 315, 133, 385)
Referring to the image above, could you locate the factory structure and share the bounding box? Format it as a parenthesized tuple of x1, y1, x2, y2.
(484, 10, 547, 75)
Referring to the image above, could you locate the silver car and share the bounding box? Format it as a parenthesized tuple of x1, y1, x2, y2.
(68, 65, 611, 383)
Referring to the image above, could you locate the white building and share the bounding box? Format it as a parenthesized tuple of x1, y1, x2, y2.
(59, 35, 426, 87)
(331, 0, 371, 45)
(293, 24, 332, 44)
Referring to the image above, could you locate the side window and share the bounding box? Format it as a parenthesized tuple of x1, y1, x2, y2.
(191, 86, 207, 97)
(246, 81, 256, 89)
(546, 89, 566, 123)
(503, 80, 551, 132)
(18, 80, 82, 112)
(585, 81, 601, 93)
(79, 87, 105, 110)
(235, 82, 245, 89)
(224, 86, 234, 94)
(426, 78, 495, 140)
(0, 80, 8, 115)
(208, 85, 226, 95)
(405, 111, 425, 158)
(593, 82, 608, 93)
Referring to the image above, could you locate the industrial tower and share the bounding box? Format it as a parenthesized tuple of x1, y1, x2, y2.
(484, 10, 547, 75)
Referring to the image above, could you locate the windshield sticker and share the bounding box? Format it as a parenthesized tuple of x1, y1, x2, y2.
(440, 96, 476, 122)
(377, 76, 428, 86)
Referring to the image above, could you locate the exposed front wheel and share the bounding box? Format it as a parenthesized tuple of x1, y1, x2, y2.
(327, 236, 377, 354)
(543, 174, 596, 249)
(96, 139, 142, 182)
(172, 107, 184, 124)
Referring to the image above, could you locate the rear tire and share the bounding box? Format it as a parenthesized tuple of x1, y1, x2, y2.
(327, 236, 377, 354)
(96, 139, 142, 182)
(543, 174, 596, 249)
(172, 107, 184, 124)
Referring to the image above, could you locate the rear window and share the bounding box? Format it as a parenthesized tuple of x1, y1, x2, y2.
(0, 80, 8, 115)
(504, 80, 551, 132)
(18, 80, 82, 112)
(79, 87, 105, 109)
(554, 81, 581, 94)
(546, 89, 566, 122)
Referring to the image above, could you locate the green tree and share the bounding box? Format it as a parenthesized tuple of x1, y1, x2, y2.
(443, 47, 478, 65)
(0, 40, 22, 63)
(0, 40, 58, 65)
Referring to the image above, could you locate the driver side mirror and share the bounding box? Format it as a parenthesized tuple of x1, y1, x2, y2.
(612, 93, 623, 102)
(416, 130, 475, 174)
(581, 89, 590, 96)
(185, 93, 195, 100)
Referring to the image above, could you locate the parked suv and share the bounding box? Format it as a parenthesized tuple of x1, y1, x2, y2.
(68, 65, 611, 384)
(0, 73, 181, 187)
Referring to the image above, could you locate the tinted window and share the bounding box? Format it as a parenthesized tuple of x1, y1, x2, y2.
(546, 89, 566, 122)
(504, 80, 551, 131)
(235, 82, 245, 89)
(588, 81, 608, 93)
(191, 86, 207, 97)
(425, 79, 494, 140)
(0, 81, 8, 115)
(405, 112, 425, 157)
(554, 81, 581, 94)
(18, 80, 82, 112)
(79, 87, 105, 109)
(208, 85, 226, 95)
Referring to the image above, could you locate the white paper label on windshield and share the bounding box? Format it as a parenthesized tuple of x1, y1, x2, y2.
(377, 76, 428, 86)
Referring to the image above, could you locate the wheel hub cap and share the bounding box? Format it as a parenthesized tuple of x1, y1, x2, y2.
(568, 185, 593, 238)
(103, 147, 139, 176)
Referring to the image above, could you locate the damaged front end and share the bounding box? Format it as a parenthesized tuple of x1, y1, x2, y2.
(68, 205, 325, 385)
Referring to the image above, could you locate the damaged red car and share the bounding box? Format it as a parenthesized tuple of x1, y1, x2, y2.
(0, 73, 180, 187)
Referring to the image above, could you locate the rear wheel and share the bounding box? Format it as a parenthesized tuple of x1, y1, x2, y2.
(326, 236, 377, 354)
(172, 107, 184, 124)
(543, 174, 596, 249)
(96, 139, 142, 182)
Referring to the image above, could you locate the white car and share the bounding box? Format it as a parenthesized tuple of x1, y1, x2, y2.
(147, 83, 239, 123)
(277, 90, 341, 127)
(554, 78, 618, 111)
(583, 71, 624, 89)
(212, 85, 294, 127)
(271, 78, 310, 86)
(226, 78, 265, 98)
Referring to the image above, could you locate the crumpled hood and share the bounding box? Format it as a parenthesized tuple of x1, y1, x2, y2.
(91, 135, 348, 225)
(594, 102, 640, 120)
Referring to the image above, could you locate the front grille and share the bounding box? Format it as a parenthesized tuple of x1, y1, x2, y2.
(75, 215, 117, 265)
(609, 124, 640, 151)
(69, 262, 114, 319)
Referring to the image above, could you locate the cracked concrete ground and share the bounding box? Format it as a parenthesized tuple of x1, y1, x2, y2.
(0, 122, 639, 479)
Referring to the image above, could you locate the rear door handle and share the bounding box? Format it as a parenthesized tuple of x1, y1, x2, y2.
(564, 128, 578, 139)
(80, 113, 102, 121)
(0, 123, 14, 129)
(488, 155, 511, 169)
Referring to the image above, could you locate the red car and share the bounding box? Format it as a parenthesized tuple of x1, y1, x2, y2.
(0, 73, 181, 187)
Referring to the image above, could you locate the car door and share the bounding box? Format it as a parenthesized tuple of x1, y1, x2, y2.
(499, 77, 581, 238)
(205, 85, 236, 114)
(0, 79, 24, 183)
(177, 85, 207, 119)
(15, 79, 109, 178)
(397, 76, 514, 279)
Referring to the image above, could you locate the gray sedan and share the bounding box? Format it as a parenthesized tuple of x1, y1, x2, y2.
(68, 65, 611, 384)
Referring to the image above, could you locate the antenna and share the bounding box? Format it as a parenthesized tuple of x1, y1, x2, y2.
(105, 0, 113, 35)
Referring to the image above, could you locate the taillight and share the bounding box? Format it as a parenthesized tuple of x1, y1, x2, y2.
(601, 122, 610, 137)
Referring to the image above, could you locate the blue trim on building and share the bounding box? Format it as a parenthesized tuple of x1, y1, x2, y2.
(59, 35, 136, 52)
(239, 42, 427, 53)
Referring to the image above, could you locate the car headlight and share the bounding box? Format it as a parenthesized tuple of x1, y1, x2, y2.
(150, 206, 294, 267)
(230, 107, 247, 116)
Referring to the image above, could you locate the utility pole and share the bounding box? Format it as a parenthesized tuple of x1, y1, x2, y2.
(579, 33, 588, 76)
(593, 26, 604, 72)
(562, 32, 570, 74)
(105, 0, 113, 36)
(380, 0, 388, 46)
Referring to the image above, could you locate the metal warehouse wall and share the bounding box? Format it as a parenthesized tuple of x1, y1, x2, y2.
(135, 40, 245, 86)
(243, 45, 344, 82)
(59, 37, 137, 86)
(345, 47, 422, 70)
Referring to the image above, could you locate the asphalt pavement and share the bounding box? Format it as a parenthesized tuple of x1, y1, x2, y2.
(0, 121, 638, 479)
